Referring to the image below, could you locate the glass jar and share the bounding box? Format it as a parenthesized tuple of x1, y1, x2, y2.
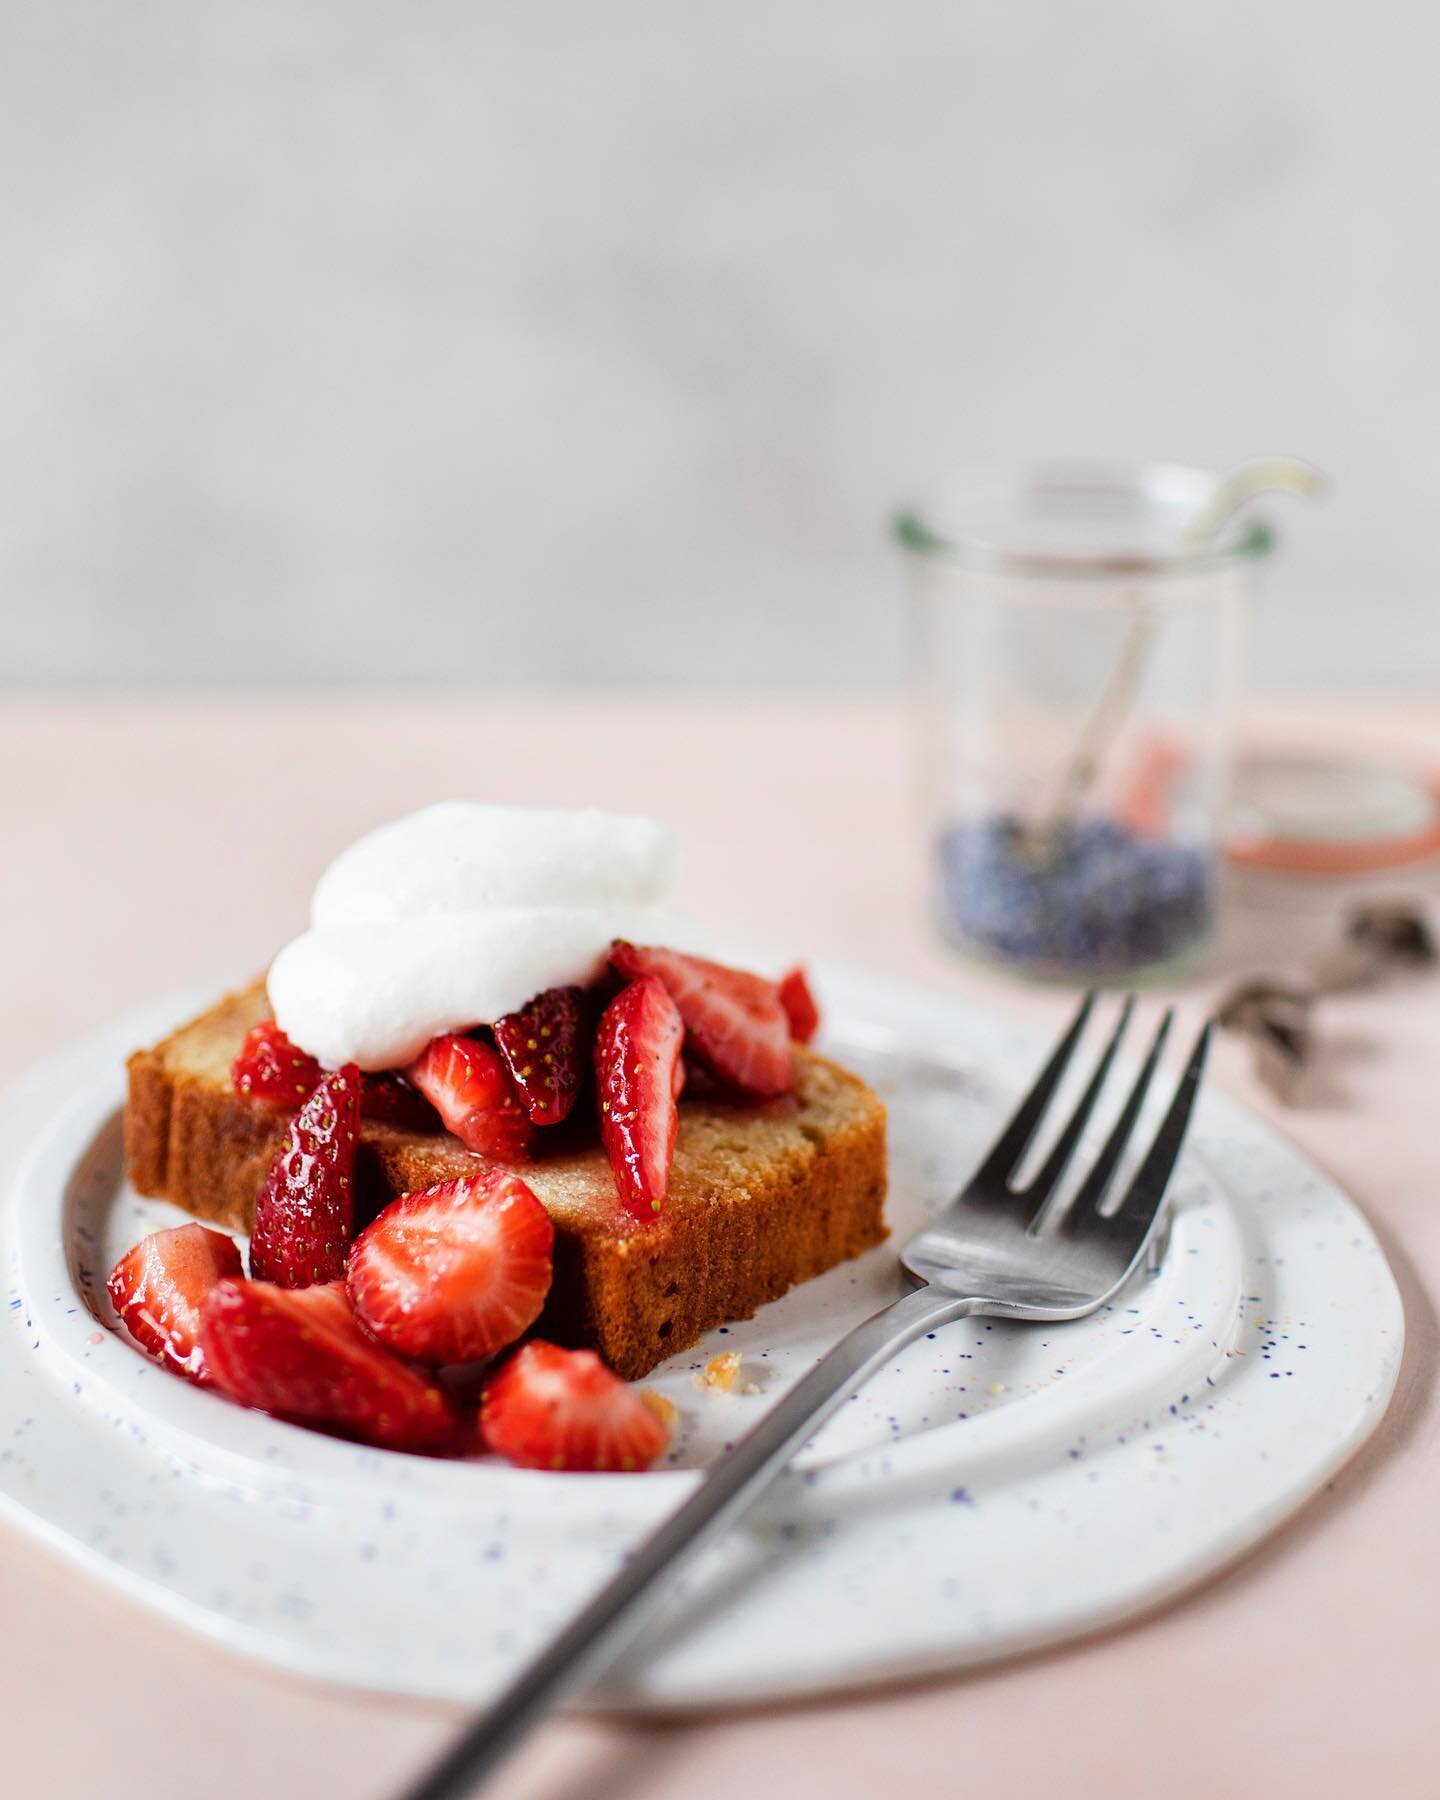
(896, 463, 1264, 982)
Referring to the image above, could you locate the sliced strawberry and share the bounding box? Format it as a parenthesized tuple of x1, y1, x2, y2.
(348, 1172, 554, 1365)
(777, 965, 821, 1044)
(492, 986, 588, 1126)
(595, 975, 684, 1220)
(201, 1278, 460, 1453)
(481, 1340, 670, 1471)
(406, 1034, 533, 1159)
(609, 942, 793, 1098)
(249, 1065, 361, 1288)
(106, 1223, 244, 1384)
(361, 1069, 438, 1132)
(231, 1020, 323, 1107)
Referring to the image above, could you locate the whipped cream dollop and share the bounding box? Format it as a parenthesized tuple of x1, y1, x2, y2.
(268, 803, 689, 1070)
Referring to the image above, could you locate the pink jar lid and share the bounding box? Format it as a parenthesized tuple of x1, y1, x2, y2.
(1224, 751, 1440, 877)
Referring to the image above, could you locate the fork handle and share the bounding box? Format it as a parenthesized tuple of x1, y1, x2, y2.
(398, 1283, 970, 1800)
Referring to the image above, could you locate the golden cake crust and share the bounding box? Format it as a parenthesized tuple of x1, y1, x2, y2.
(124, 982, 889, 1380)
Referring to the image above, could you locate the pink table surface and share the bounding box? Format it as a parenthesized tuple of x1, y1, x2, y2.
(3, 690, 1437, 1800)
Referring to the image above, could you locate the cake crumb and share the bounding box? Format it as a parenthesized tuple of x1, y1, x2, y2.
(640, 1388, 679, 1430)
(695, 1350, 743, 1392)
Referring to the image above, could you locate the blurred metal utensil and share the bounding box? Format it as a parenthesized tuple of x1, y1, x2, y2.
(1218, 900, 1436, 1102)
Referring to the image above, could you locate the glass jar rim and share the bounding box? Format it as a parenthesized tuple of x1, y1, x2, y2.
(893, 460, 1275, 580)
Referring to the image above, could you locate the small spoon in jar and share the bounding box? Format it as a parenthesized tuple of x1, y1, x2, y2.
(1023, 454, 1325, 860)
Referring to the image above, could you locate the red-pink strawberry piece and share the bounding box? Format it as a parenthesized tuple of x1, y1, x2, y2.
(348, 1171, 555, 1365)
(492, 986, 588, 1126)
(231, 1020, 323, 1107)
(106, 1223, 245, 1385)
(406, 1034, 533, 1159)
(249, 1065, 361, 1288)
(609, 941, 793, 1098)
(482, 1340, 670, 1471)
(201, 1278, 461, 1454)
(777, 966, 821, 1044)
(595, 974, 685, 1220)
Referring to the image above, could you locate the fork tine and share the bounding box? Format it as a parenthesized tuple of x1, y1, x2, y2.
(1098, 1020, 1212, 1251)
(1021, 995, 1135, 1222)
(972, 991, 1096, 1190)
(1061, 1006, 1174, 1224)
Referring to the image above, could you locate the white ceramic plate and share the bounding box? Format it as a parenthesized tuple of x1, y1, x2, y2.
(0, 973, 1402, 1710)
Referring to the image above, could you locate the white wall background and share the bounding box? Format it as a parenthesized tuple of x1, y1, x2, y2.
(2, 2, 1438, 690)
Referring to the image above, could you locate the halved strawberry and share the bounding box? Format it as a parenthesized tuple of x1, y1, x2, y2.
(348, 1172, 554, 1365)
(778, 965, 821, 1044)
(406, 1034, 532, 1159)
(231, 1020, 323, 1107)
(595, 975, 684, 1220)
(492, 986, 588, 1126)
(201, 1278, 460, 1453)
(609, 942, 793, 1098)
(106, 1223, 244, 1384)
(249, 1065, 361, 1288)
(481, 1340, 670, 1471)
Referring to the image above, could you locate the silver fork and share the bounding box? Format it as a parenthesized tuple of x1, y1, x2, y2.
(399, 995, 1212, 1800)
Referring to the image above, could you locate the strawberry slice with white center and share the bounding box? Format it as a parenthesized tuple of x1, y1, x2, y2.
(348, 1172, 555, 1365)
(200, 1278, 461, 1454)
(609, 941, 794, 1098)
(106, 1223, 244, 1384)
(406, 1034, 533, 1159)
(249, 1065, 362, 1289)
(595, 974, 685, 1219)
(492, 986, 588, 1126)
(481, 1340, 671, 1471)
(777, 965, 821, 1044)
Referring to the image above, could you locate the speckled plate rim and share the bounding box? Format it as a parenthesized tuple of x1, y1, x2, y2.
(0, 975, 1405, 1711)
